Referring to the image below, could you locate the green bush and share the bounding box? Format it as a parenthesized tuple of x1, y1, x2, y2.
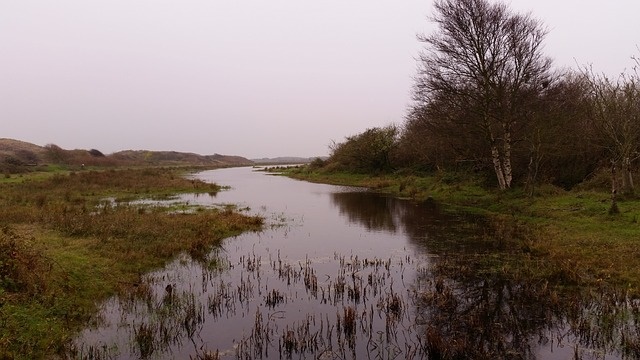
(328, 126, 398, 173)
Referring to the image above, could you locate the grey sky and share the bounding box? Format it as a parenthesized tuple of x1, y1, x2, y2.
(2, 1, 638, 158)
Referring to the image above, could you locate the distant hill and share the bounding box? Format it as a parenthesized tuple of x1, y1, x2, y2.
(112, 150, 253, 166)
(0, 138, 47, 157)
(252, 156, 326, 165)
(0, 138, 47, 168)
(0, 138, 253, 173)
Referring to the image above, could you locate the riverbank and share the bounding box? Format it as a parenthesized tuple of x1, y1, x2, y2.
(282, 167, 640, 295)
(0, 167, 263, 359)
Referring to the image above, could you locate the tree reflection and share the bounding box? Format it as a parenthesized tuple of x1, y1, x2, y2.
(330, 192, 400, 232)
(414, 266, 564, 359)
(330, 190, 640, 359)
(330, 191, 484, 251)
(413, 256, 640, 359)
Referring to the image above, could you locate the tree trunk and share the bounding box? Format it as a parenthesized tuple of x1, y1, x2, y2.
(525, 128, 543, 198)
(610, 160, 620, 214)
(525, 155, 534, 195)
(502, 124, 513, 189)
(489, 124, 512, 191)
(491, 144, 507, 190)
(526, 154, 541, 198)
(621, 156, 634, 195)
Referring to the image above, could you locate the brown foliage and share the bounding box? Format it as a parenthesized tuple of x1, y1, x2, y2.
(0, 226, 50, 296)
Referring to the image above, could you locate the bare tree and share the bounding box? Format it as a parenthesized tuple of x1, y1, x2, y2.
(583, 64, 640, 207)
(413, 0, 551, 190)
(401, 92, 486, 171)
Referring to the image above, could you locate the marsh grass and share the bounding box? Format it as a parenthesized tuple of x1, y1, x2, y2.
(0, 167, 263, 359)
(226, 252, 418, 359)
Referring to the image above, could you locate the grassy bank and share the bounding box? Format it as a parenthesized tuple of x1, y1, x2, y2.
(0, 167, 263, 359)
(282, 167, 640, 295)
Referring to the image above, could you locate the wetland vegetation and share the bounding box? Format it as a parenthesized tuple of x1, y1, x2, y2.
(3, 162, 640, 359)
(0, 167, 262, 358)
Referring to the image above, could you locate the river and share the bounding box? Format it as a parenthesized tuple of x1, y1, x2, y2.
(73, 167, 636, 359)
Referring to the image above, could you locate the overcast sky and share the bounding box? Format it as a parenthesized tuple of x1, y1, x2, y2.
(2, 1, 638, 158)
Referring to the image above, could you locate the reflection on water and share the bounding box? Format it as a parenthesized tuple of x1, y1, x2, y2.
(330, 192, 400, 233)
(72, 167, 639, 359)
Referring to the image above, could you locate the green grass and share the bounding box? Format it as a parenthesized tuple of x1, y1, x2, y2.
(0, 167, 263, 359)
(283, 167, 640, 295)
(0, 167, 71, 184)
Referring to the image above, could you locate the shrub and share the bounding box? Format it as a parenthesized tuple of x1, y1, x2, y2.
(308, 157, 326, 170)
(0, 226, 49, 295)
(88, 149, 105, 157)
(328, 125, 398, 174)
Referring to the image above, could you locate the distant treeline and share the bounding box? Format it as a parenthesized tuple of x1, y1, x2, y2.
(316, 0, 640, 196)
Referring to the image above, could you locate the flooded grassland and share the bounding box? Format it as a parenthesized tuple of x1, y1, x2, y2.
(73, 167, 640, 359)
(0, 168, 263, 359)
